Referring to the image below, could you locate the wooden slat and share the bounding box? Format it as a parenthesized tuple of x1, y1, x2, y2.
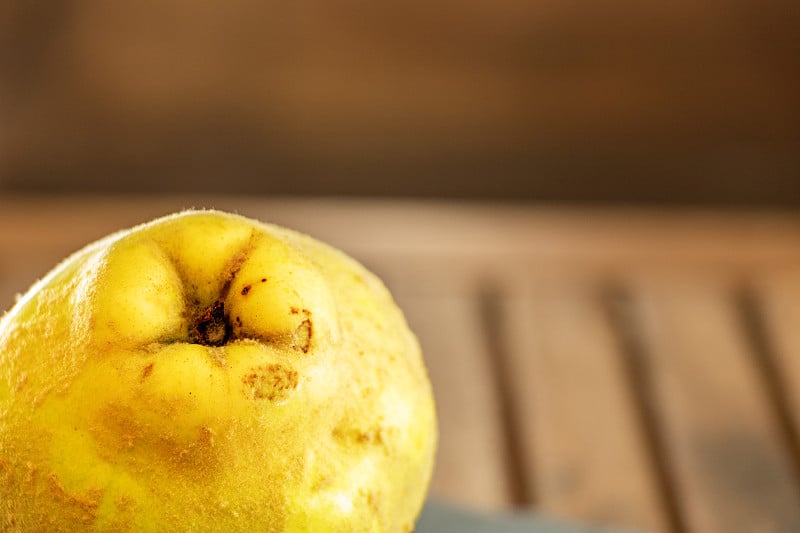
(500, 282, 670, 533)
(394, 290, 514, 511)
(3, 199, 800, 272)
(632, 279, 800, 533)
(753, 271, 800, 451)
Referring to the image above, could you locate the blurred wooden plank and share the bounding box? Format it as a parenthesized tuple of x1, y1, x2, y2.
(633, 279, 800, 533)
(3, 198, 800, 274)
(752, 271, 800, 451)
(0, 266, 20, 313)
(500, 283, 670, 533)
(0, 275, 22, 314)
(394, 290, 514, 511)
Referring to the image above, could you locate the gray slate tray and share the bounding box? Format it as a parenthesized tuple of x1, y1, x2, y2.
(416, 501, 643, 533)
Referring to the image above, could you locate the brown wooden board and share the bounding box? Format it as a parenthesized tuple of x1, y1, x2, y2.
(752, 271, 800, 472)
(499, 282, 670, 533)
(631, 278, 800, 533)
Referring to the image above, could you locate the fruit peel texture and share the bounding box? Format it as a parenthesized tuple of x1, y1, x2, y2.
(0, 210, 437, 532)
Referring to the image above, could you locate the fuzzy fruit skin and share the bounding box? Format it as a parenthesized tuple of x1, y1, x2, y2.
(0, 210, 437, 532)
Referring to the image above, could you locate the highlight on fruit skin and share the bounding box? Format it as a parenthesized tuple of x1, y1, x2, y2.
(0, 210, 437, 532)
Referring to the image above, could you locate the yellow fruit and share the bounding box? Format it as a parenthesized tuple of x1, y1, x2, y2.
(0, 210, 436, 532)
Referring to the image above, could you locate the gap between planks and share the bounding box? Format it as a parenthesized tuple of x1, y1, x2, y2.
(623, 276, 800, 533)
(490, 278, 672, 533)
(745, 275, 800, 487)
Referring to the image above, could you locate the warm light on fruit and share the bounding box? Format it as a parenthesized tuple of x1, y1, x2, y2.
(0, 210, 437, 532)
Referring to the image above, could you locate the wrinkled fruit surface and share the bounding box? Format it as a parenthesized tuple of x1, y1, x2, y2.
(0, 210, 436, 532)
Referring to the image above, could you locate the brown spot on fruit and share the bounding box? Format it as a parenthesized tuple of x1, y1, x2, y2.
(116, 495, 132, 511)
(198, 426, 215, 448)
(242, 364, 299, 402)
(92, 403, 221, 477)
(332, 422, 396, 456)
(366, 489, 383, 515)
(241, 285, 251, 296)
(261, 278, 267, 282)
(292, 310, 312, 353)
(47, 474, 102, 524)
(141, 363, 154, 381)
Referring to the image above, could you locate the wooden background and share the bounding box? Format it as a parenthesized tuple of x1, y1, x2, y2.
(2, 1, 800, 203)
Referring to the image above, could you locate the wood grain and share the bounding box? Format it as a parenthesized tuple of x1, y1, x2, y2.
(499, 282, 670, 532)
(632, 278, 800, 533)
(752, 271, 800, 459)
(3, 198, 800, 270)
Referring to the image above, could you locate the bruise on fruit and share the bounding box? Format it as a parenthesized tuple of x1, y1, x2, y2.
(116, 495, 132, 510)
(140, 362, 154, 381)
(291, 309, 313, 353)
(47, 473, 103, 525)
(333, 423, 394, 452)
(365, 489, 384, 518)
(107, 495, 136, 531)
(241, 285, 251, 296)
(192, 426, 215, 451)
(242, 364, 299, 402)
(92, 403, 221, 477)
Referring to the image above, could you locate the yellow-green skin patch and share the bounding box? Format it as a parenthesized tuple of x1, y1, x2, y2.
(0, 211, 436, 532)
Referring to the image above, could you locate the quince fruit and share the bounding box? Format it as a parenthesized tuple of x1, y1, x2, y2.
(0, 210, 436, 532)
